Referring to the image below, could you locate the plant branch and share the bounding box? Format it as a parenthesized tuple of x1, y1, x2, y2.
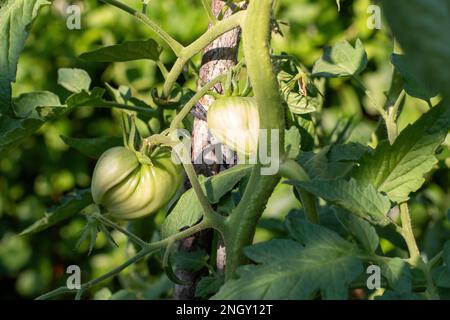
(162, 10, 246, 97)
(399, 203, 421, 265)
(201, 0, 217, 25)
(99, 0, 184, 55)
(93, 101, 159, 117)
(169, 75, 226, 131)
(36, 219, 214, 300)
(95, 214, 148, 248)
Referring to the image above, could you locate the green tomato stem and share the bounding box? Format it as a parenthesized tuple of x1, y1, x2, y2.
(93, 101, 159, 117)
(95, 214, 148, 248)
(224, 0, 286, 280)
(99, 0, 184, 56)
(36, 219, 216, 300)
(399, 203, 421, 265)
(162, 10, 246, 97)
(169, 74, 225, 131)
(201, 0, 217, 25)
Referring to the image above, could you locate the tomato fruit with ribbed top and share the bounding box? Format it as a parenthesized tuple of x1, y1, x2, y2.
(91, 146, 183, 219)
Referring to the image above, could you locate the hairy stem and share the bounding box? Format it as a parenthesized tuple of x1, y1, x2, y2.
(224, 0, 285, 280)
(399, 203, 421, 265)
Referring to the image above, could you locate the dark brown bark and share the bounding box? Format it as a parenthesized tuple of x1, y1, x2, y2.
(173, 0, 245, 299)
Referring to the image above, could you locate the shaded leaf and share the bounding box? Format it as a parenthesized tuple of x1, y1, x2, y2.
(391, 54, 438, 101)
(195, 275, 224, 298)
(335, 208, 379, 252)
(382, 0, 450, 98)
(20, 189, 93, 236)
(80, 39, 161, 62)
(288, 178, 391, 226)
(379, 257, 412, 293)
(213, 217, 363, 299)
(61, 136, 122, 158)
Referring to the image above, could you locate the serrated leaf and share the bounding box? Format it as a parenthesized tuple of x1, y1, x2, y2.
(13, 91, 62, 118)
(0, 114, 43, 155)
(382, 0, 450, 99)
(161, 165, 252, 238)
(79, 39, 161, 62)
(353, 102, 450, 203)
(284, 126, 301, 159)
(0, 0, 49, 113)
(379, 257, 412, 293)
(61, 136, 122, 158)
(213, 218, 363, 299)
(328, 142, 371, 162)
(298, 146, 359, 180)
(195, 275, 224, 298)
(58, 68, 91, 93)
(20, 189, 93, 236)
(173, 250, 209, 273)
(433, 266, 450, 288)
(391, 54, 438, 101)
(336, 208, 379, 252)
(288, 178, 391, 226)
(37, 88, 106, 120)
(312, 39, 367, 78)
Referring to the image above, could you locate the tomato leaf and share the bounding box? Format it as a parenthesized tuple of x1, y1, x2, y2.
(391, 54, 438, 101)
(288, 178, 391, 226)
(20, 189, 93, 236)
(335, 208, 379, 253)
(57, 68, 92, 93)
(79, 39, 162, 62)
(0, 115, 42, 155)
(195, 275, 224, 298)
(0, 0, 50, 113)
(61, 136, 122, 159)
(172, 250, 209, 273)
(379, 257, 412, 294)
(353, 101, 450, 203)
(212, 215, 363, 299)
(312, 39, 367, 78)
(161, 165, 252, 238)
(13, 91, 61, 118)
(382, 0, 450, 99)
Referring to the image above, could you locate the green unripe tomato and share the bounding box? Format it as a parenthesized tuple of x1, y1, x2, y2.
(91, 147, 183, 219)
(207, 97, 259, 155)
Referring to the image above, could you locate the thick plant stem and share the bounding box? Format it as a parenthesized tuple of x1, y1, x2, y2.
(399, 203, 421, 265)
(279, 160, 319, 224)
(224, 0, 285, 280)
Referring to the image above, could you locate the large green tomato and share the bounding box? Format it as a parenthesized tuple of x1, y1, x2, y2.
(207, 97, 259, 155)
(91, 147, 183, 219)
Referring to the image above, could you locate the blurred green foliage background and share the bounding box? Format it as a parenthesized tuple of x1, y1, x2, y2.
(1, 0, 449, 299)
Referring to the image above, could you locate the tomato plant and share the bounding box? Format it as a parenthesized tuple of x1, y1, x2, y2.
(1, 0, 450, 301)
